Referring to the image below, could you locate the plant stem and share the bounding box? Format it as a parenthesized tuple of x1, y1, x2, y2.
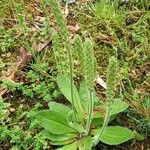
(93, 57, 118, 145)
(85, 91, 94, 135)
(68, 43, 84, 121)
(93, 104, 111, 145)
(68, 45, 77, 118)
(49, 0, 84, 121)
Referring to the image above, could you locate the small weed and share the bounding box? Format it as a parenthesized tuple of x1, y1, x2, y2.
(0, 96, 50, 150)
(0, 27, 16, 53)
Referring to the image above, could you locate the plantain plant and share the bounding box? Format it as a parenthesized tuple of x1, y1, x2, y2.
(36, 1, 136, 149)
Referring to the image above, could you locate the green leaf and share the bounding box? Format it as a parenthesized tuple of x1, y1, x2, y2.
(110, 98, 128, 115)
(51, 139, 75, 146)
(93, 98, 127, 122)
(79, 80, 100, 112)
(102, 98, 128, 116)
(56, 142, 78, 150)
(93, 93, 101, 106)
(48, 102, 71, 116)
(36, 110, 76, 134)
(42, 129, 76, 142)
(92, 118, 103, 126)
(78, 136, 93, 150)
(100, 126, 134, 145)
(57, 74, 84, 118)
(67, 111, 85, 133)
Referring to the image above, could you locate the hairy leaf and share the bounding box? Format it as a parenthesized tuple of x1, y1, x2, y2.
(57, 74, 84, 118)
(36, 110, 76, 134)
(92, 118, 103, 126)
(100, 126, 134, 145)
(78, 136, 93, 150)
(110, 99, 128, 115)
(48, 102, 71, 116)
(50, 139, 75, 146)
(57, 142, 78, 150)
(67, 111, 85, 133)
(103, 98, 128, 116)
(42, 129, 76, 142)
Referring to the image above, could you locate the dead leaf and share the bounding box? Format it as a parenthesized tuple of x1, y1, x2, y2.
(64, 5, 69, 17)
(36, 37, 51, 52)
(0, 89, 9, 97)
(8, 107, 15, 112)
(96, 33, 116, 45)
(17, 47, 32, 70)
(68, 24, 80, 33)
(96, 77, 107, 89)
